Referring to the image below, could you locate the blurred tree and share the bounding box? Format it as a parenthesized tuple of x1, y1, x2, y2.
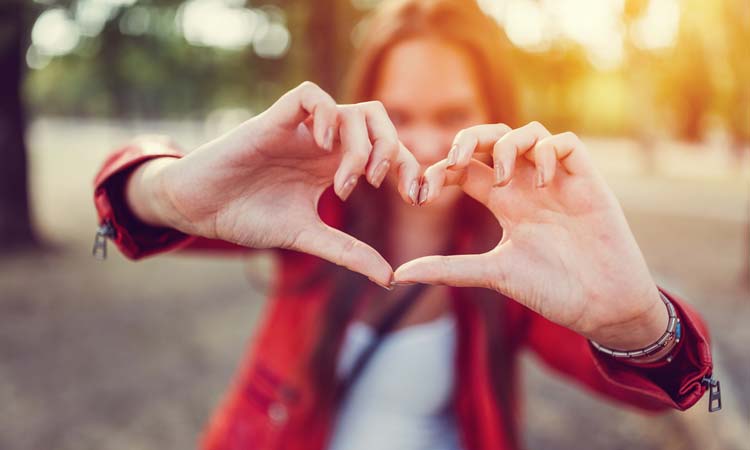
(0, 0, 36, 251)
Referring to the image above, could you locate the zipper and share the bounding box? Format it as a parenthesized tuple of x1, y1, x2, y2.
(701, 376, 721, 412)
(92, 220, 115, 260)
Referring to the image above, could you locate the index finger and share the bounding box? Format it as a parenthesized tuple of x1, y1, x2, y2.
(266, 81, 339, 151)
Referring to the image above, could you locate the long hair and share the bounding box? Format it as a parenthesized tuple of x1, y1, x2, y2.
(304, 0, 521, 446)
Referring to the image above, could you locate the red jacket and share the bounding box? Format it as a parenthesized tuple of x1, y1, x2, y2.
(93, 139, 716, 450)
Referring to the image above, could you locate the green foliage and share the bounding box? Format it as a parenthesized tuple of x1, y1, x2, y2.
(16, 0, 750, 142)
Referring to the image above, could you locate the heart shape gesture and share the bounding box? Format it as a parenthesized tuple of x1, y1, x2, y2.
(142, 82, 421, 288)
(394, 122, 667, 350)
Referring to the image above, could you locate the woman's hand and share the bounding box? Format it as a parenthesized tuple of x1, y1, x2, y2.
(394, 121, 669, 350)
(127, 81, 420, 287)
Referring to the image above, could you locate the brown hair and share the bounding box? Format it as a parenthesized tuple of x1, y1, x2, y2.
(306, 0, 520, 447)
(344, 0, 518, 125)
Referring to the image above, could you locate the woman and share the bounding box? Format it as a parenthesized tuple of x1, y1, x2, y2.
(92, 1, 716, 449)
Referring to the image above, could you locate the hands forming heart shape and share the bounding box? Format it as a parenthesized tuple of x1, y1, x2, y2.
(145, 82, 667, 351)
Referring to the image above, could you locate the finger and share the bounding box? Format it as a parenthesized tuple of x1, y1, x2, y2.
(419, 159, 451, 206)
(394, 141, 422, 205)
(270, 81, 338, 151)
(393, 252, 498, 290)
(421, 158, 494, 206)
(334, 106, 372, 201)
(493, 121, 551, 186)
(295, 220, 393, 288)
(358, 101, 400, 188)
(533, 131, 594, 180)
(533, 142, 557, 188)
(447, 123, 512, 170)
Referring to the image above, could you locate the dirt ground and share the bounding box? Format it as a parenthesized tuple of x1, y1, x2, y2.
(1, 119, 748, 450)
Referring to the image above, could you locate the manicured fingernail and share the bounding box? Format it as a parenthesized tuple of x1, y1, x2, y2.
(369, 277, 393, 290)
(536, 167, 546, 188)
(390, 280, 416, 287)
(371, 160, 390, 188)
(494, 163, 505, 186)
(340, 175, 358, 200)
(446, 145, 458, 167)
(408, 179, 419, 205)
(418, 181, 429, 205)
(323, 126, 335, 151)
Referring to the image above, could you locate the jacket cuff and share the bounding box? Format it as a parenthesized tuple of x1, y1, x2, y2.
(93, 137, 196, 260)
(589, 288, 713, 411)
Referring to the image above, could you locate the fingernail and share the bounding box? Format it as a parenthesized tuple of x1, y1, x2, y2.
(370, 277, 394, 290)
(323, 126, 335, 151)
(408, 179, 419, 205)
(340, 175, 358, 201)
(390, 280, 416, 287)
(371, 160, 390, 188)
(494, 163, 505, 186)
(418, 181, 429, 205)
(536, 167, 546, 188)
(446, 145, 458, 167)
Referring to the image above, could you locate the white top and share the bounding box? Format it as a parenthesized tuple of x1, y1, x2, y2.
(326, 314, 462, 450)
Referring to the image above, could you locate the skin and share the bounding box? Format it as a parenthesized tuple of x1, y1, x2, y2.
(387, 39, 669, 352)
(361, 38, 492, 328)
(126, 38, 670, 353)
(126, 81, 422, 289)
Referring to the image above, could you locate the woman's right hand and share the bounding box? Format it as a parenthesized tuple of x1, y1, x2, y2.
(126, 81, 421, 287)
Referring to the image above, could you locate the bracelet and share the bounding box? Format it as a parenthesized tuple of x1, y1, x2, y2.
(589, 290, 681, 362)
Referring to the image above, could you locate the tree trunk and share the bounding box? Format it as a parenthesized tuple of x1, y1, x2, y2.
(306, 0, 339, 94)
(0, 2, 36, 251)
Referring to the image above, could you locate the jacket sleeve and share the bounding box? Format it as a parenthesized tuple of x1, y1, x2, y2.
(93, 136, 246, 260)
(523, 286, 714, 412)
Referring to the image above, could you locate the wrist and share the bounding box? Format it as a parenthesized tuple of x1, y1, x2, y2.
(589, 289, 681, 363)
(125, 157, 182, 229)
(588, 285, 668, 351)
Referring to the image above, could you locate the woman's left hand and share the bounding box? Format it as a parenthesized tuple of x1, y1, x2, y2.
(393, 121, 668, 351)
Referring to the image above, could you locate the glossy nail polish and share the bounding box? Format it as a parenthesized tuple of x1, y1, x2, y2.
(494, 163, 505, 186)
(536, 168, 545, 188)
(340, 175, 358, 200)
(408, 179, 419, 205)
(369, 277, 394, 290)
(446, 145, 458, 167)
(418, 181, 429, 205)
(323, 126, 335, 151)
(371, 160, 390, 188)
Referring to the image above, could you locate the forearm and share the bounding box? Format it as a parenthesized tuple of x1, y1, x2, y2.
(125, 156, 180, 229)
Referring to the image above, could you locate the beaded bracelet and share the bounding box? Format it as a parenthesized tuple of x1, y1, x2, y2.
(589, 290, 681, 362)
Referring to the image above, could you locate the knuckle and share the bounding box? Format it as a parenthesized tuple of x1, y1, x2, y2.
(561, 131, 582, 148)
(453, 128, 468, 143)
(343, 105, 365, 121)
(497, 122, 512, 133)
(364, 100, 386, 113)
(298, 80, 319, 92)
(528, 120, 543, 128)
(528, 121, 547, 134)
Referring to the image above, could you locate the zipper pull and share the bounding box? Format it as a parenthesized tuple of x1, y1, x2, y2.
(92, 221, 115, 260)
(701, 376, 722, 412)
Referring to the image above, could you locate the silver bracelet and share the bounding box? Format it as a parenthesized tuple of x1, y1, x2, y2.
(589, 290, 681, 360)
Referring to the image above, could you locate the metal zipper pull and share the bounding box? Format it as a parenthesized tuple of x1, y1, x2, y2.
(92, 220, 115, 260)
(701, 376, 722, 412)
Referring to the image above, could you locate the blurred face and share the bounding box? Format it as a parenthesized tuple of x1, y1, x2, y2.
(372, 37, 491, 168)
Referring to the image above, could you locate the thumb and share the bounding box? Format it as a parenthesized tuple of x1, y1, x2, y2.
(393, 253, 498, 290)
(294, 221, 393, 288)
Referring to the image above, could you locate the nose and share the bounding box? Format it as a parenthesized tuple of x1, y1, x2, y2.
(398, 124, 451, 167)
